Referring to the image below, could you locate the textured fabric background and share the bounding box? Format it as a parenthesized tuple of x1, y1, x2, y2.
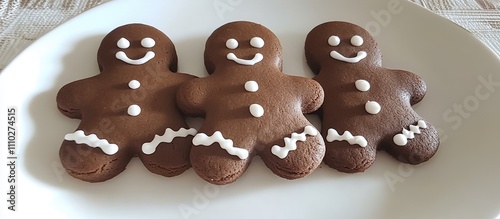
(0, 0, 499, 71)
(410, 0, 500, 56)
(0, 0, 106, 71)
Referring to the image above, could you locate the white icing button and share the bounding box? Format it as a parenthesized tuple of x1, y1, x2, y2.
(127, 104, 141, 116)
(249, 104, 264, 118)
(365, 101, 381, 115)
(244, 81, 259, 92)
(351, 35, 364, 47)
(355, 79, 370, 92)
(250, 37, 264, 48)
(117, 38, 130, 49)
(128, 80, 141, 89)
(141, 37, 155, 48)
(328, 35, 340, 46)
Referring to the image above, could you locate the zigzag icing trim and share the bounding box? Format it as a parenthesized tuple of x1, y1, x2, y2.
(326, 129, 368, 147)
(193, 131, 249, 159)
(142, 128, 197, 155)
(64, 130, 119, 155)
(271, 126, 318, 159)
(393, 120, 428, 146)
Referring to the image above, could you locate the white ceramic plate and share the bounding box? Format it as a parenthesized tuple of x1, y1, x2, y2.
(1, 0, 500, 218)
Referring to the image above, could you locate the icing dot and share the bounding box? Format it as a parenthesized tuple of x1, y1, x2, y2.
(244, 81, 259, 92)
(328, 35, 340, 46)
(127, 104, 141, 116)
(128, 80, 140, 89)
(351, 35, 364, 47)
(141, 37, 155, 48)
(250, 37, 264, 48)
(417, 120, 428, 128)
(393, 134, 408, 146)
(226, 38, 238, 49)
(117, 38, 130, 49)
(355, 79, 370, 92)
(365, 101, 381, 115)
(249, 104, 264, 118)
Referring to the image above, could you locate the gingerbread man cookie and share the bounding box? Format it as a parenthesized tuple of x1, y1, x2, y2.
(305, 21, 439, 173)
(177, 21, 325, 185)
(57, 24, 197, 182)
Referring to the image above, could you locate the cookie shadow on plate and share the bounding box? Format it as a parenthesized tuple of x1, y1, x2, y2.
(23, 34, 105, 187)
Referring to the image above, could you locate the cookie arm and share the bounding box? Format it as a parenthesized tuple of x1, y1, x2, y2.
(171, 72, 198, 91)
(394, 70, 427, 105)
(176, 72, 198, 83)
(176, 78, 207, 117)
(291, 76, 325, 114)
(56, 78, 93, 119)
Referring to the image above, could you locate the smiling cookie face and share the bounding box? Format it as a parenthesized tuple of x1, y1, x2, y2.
(97, 23, 177, 72)
(204, 21, 282, 74)
(225, 36, 265, 65)
(328, 34, 367, 63)
(115, 37, 156, 65)
(305, 21, 382, 73)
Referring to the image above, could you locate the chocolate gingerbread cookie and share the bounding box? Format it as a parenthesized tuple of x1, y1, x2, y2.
(57, 23, 196, 182)
(305, 21, 439, 173)
(177, 21, 325, 185)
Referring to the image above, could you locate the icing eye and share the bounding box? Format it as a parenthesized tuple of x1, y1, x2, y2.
(250, 37, 264, 48)
(117, 38, 130, 49)
(351, 35, 363, 47)
(226, 38, 238, 49)
(328, 35, 340, 46)
(141, 37, 155, 48)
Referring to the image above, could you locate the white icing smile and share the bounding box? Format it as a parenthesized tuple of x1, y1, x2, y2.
(330, 51, 367, 63)
(328, 35, 367, 63)
(115, 37, 156, 65)
(227, 52, 263, 66)
(116, 51, 155, 65)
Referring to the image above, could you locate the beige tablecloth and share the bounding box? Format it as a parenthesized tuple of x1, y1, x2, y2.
(0, 0, 499, 72)
(411, 0, 500, 55)
(0, 0, 106, 71)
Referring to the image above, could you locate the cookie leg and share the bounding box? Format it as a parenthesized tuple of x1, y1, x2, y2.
(323, 140, 377, 173)
(261, 126, 325, 179)
(321, 128, 377, 173)
(139, 136, 192, 177)
(190, 131, 252, 185)
(59, 140, 131, 182)
(384, 120, 440, 164)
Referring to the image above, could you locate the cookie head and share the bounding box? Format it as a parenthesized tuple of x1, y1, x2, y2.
(97, 23, 177, 72)
(305, 21, 381, 73)
(204, 21, 282, 74)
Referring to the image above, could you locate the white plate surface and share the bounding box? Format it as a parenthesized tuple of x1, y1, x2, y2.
(1, 0, 500, 218)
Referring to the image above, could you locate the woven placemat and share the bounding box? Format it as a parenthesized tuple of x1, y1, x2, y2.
(0, 0, 106, 71)
(411, 0, 500, 56)
(1, 0, 499, 72)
